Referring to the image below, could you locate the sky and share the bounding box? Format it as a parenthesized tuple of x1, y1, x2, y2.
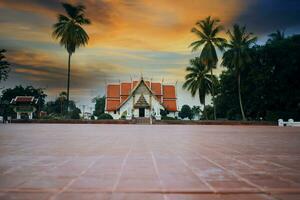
(1, 0, 300, 111)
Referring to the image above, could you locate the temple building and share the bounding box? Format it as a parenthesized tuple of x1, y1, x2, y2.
(105, 78, 178, 120)
(10, 96, 38, 119)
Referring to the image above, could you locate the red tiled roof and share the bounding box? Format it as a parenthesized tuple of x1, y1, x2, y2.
(107, 85, 120, 98)
(121, 83, 131, 96)
(151, 83, 162, 95)
(163, 85, 176, 99)
(121, 96, 128, 103)
(106, 80, 177, 112)
(133, 81, 138, 88)
(106, 99, 120, 111)
(15, 96, 34, 102)
(163, 99, 177, 112)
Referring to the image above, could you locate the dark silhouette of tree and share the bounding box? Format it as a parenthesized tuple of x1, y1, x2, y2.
(52, 2, 91, 112)
(222, 24, 257, 120)
(190, 16, 226, 120)
(0, 49, 11, 83)
(183, 57, 217, 119)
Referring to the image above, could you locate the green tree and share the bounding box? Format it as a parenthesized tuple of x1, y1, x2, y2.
(222, 24, 257, 121)
(179, 105, 193, 120)
(0, 86, 47, 119)
(0, 49, 11, 83)
(52, 3, 91, 111)
(183, 57, 216, 119)
(44, 91, 81, 119)
(191, 106, 201, 120)
(190, 16, 226, 120)
(92, 96, 105, 117)
(267, 30, 285, 44)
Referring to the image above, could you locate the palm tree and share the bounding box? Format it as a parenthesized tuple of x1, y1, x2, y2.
(183, 57, 217, 119)
(52, 3, 90, 112)
(190, 16, 226, 120)
(267, 30, 285, 44)
(222, 24, 257, 120)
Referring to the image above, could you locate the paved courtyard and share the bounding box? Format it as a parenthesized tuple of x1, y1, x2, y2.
(0, 124, 300, 200)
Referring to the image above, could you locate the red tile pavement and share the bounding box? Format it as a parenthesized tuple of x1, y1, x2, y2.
(0, 124, 300, 200)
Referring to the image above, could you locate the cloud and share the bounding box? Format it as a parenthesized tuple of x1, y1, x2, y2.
(234, 0, 300, 35)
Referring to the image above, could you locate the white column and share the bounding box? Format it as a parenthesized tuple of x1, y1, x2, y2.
(29, 112, 33, 120)
(126, 108, 132, 120)
(155, 107, 161, 120)
(17, 112, 21, 120)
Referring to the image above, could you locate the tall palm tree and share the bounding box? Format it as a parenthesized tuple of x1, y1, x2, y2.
(267, 30, 285, 44)
(190, 16, 226, 120)
(52, 3, 90, 112)
(183, 57, 217, 119)
(222, 24, 257, 120)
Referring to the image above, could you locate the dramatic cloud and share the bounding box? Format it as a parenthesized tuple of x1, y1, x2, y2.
(0, 0, 299, 107)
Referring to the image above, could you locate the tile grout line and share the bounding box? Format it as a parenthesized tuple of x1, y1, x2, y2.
(111, 144, 133, 193)
(150, 151, 168, 200)
(199, 154, 267, 194)
(47, 156, 102, 200)
(178, 156, 216, 193)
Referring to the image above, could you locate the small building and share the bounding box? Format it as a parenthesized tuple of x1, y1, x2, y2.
(105, 78, 178, 120)
(10, 96, 38, 119)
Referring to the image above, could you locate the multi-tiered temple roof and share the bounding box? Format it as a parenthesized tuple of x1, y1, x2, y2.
(106, 79, 177, 112)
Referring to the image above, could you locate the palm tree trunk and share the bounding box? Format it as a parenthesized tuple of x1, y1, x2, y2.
(211, 69, 216, 120)
(238, 73, 246, 121)
(66, 53, 71, 114)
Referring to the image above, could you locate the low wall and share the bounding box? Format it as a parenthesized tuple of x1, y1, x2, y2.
(11, 119, 134, 124)
(10, 119, 275, 125)
(154, 120, 276, 126)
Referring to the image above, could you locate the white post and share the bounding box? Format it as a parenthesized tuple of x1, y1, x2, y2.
(288, 119, 294, 126)
(29, 112, 33, 120)
(17, 112, 21, 120)
(126, 108, 132, 120)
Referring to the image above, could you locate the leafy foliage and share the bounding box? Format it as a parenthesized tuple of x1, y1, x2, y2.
(44, 91, 81, 119)
(183, 57, 216, 109)
(0, 86, 47, 119)
(216, 34, 300, 120)
(0, 49, 11, 83)
(222, 24, 257, 120)
(179, 105, 193, 120)
(190, 16, 226, 119)
(98, 113, 113, 120)
(92, 96, 105, 117)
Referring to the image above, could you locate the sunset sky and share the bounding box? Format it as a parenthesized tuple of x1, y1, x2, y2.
(1, 0, 300, 110)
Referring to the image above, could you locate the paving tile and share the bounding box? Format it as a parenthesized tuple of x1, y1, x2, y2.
(219, 194, 275, 200)
(1, 124, 300, 199)
(111, 193, 165, 200)
(18, 176, 71, 190)
(0, 192, 53, 200)
(272, 194, 300, 200)
(55, 192, 111, 200)
(0, 175, 30, 189)
(167, 194, 220, 200)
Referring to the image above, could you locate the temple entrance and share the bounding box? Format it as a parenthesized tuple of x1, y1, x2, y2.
(139, 108, 145, 117)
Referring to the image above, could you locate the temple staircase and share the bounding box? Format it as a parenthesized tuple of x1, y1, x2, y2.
(135, 117, 151, 125)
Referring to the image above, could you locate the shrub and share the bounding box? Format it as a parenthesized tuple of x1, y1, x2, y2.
(162, 116, 176, 120)
(98, 113, 113, 120)
(179, 105, 193, 120)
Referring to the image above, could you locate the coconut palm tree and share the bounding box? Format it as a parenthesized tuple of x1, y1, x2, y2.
(190, 16, 226, 120)
(222, 24, 257, 120)
(52, 3, 90, 112)
(183, 57, 217, 119)
(267, 30, 285, 44)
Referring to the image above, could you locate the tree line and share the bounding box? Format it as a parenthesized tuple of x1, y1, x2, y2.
(184, 16, 300, 121)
